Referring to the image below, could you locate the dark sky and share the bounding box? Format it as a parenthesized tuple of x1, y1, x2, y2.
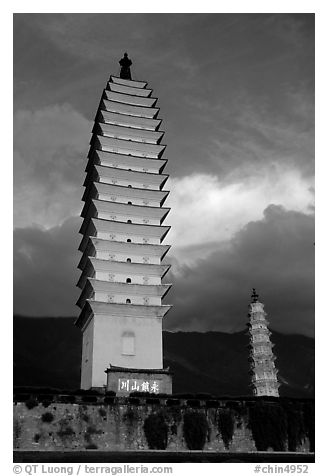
(13, 13, 314, 337)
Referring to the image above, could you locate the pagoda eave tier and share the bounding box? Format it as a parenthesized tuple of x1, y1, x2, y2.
(104, 89, 157, 108)
(253, 382, 280, 390)
(84, 165, 168, 190)
(75, 300, 171, 330)
(79, 216, 170, 240)
(250, 371, 279, 380)
(107, 81, 152, 98)
(78, 220, 170, 253)
(246, 327, 272, 336)
(94, 119, 164, 144)
(77, 258, 171, 289)
(82, 182, 169, 206)
(87, 278, 171, 296)
(82, 255, 170, 274)
(78, 238, 170, 269)
(110, 75, 148, 89)
(77, 279, 172, 308)
(251, 377, 280, 385)
(249, 310, 267, 318)
(98, 106, 162, 131)
(81, 199, 170, 225)
(248, 341, 274, 349)
(101, 98, 159, 119)
(86, 150, 167, 174)
(91, 134, 166, 159)
(249, 355, 277, 365)
(247, 320, 269, 327)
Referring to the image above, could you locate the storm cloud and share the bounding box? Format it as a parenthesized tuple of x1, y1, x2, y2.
(14, 104, 90, 228)
(14, 217, 81, 317)
(165, 205, 314, 337)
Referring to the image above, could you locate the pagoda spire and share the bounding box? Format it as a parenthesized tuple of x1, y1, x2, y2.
(119, 52, 132, 80)
(247, 289, 280, 397)
(251, 287, 259, 303)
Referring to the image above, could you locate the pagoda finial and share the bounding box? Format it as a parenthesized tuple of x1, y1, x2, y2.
(251, 288, 259, 303)
(119, 52, 132, 80)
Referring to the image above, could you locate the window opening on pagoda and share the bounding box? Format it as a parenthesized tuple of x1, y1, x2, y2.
(128, 185, 132, 188)
(127, 219, 132, 224)
(126, 278, 131, 284)
(128, 201, 132, 205)
(126, 258, 131, 263)
(127, 239, 132, 242)
(126, 298, 131, 304)
(121, 331, 135, 355)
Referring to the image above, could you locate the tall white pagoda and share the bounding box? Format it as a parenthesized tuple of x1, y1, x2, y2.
(75, 54, 172, 394)
(247, 289, 280, 397)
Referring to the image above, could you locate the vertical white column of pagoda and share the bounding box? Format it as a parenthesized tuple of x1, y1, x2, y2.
(247, 289, 280, 397)
(75, 73, 172, 393)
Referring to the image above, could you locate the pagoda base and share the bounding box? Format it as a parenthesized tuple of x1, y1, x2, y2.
(105, 365, 172, 395)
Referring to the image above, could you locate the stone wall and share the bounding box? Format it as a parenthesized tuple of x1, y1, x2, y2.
(13, 397, 313, 453)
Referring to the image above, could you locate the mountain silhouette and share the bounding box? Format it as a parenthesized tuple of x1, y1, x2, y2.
(13, 316, 314, 397)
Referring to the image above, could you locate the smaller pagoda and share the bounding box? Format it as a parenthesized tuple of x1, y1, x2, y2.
(247, 289, 280, 397)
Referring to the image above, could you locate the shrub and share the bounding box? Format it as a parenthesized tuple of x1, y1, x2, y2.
(59, 395, 76, 404)
(74, 389, 102, 396)
(41, 412, 54, 423)
(303, 401, 315, 452)
(14, 386, 60, 395)
(81, 395, 98, 403)
(104, 396, 115, 405)
(86, 425, 102, 435)
(85, 443, 98, 449)
(129, 391, 151, 397)
(146, 398, 160, 405)
(105, 390, 116, 397)
(166, 399, 180, 407)
(25, 398, 38, 410)
(128, 397, 140, 405)
(281, 401, 306, 452)
(205, 400, 220, 408)
(174, 393, 194, 399)
(195, 393, 214, 400)
(57, 426, 75, 438)
(170, 423, 177, 436)
(38, 394, 54, 402)
(183, 412, 208, 450)
(144, 412, 168, 450)
(98, 408, 106, 417)
(187, 399, 201, 408)
(218, 409, 235, 449)
(248, 402, 288, 451)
